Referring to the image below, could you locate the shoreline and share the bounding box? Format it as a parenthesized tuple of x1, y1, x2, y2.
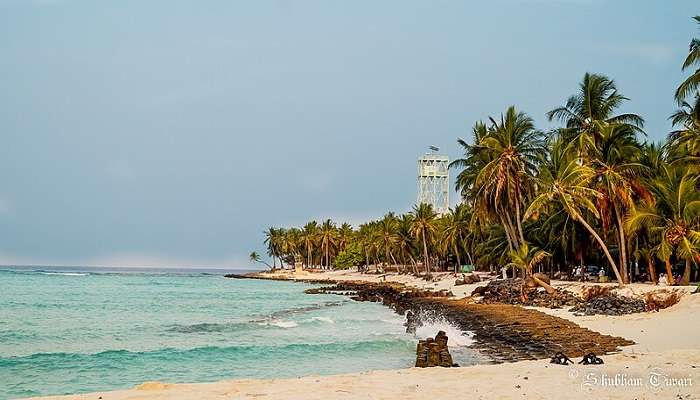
(27, 270, 700, 399)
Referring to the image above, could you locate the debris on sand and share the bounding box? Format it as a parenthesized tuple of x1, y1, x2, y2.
(475, 278, 580, 308)
(569, 294, 645, 315)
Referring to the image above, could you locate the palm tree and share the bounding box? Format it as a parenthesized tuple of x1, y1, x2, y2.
(593, 124, 646, 282)
(264, 227, 286, 269)
(249, 251, 272, 269)
(675, 16, 700, 103)
(450, 108, 544, 253)
(524, 141, 625, 285)
(442, 205, 470, 273)
(338, 223, 354, 252)
(318, 219, 338, 269)
(378, 213, 398, 267)
(669, 96, 700, 166)
(547, 72, 644, 152)
(301, 221, 319, 268)
(505, 242, 551, 278)
(396, 213, 417, 274)
(635, 247, 658, 284)
(471, 107, 545, 250)
(626, 169, 700, 285)
(451, 122, 491, 202)
(410, 203, 438, 275)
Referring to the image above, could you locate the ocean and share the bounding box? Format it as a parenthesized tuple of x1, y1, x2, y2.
(0, 267, 480, 399)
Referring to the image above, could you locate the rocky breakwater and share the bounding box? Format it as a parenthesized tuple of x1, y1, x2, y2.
(305, 281, 634, 363)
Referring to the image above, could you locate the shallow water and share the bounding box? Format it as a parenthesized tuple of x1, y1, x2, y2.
(0, 268, 481, 398)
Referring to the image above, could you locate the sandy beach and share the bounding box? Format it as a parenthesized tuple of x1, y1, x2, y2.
(29, 270, 700, 400)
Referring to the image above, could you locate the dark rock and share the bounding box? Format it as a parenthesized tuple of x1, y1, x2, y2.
(416, 330, 457, 368)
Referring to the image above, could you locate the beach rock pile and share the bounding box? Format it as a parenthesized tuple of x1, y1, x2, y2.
(569, 294, 646, 316)
(415, 331, 458, 368)
(474, 278, 580, 308)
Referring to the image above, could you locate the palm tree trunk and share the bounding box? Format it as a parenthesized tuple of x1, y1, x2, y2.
(613, 205, 629, 283)
(422, 231, 430, 275)
(575, 214, 624, 285)
(514, 197, 526, 245)
(682, 258, 692, 286)
(453, 243, 461, 274)
(498, 214, 515, 252)
(665, 258, 675, 286)
(648, 257, 657, 284)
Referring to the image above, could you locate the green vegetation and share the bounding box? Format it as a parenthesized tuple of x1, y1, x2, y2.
(254, 16, 700, 286)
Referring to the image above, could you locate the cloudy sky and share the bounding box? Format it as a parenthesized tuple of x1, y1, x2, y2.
(0, 0, 696, 268)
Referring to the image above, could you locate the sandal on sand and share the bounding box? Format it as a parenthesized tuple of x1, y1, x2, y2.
(550, 352, 573, 365)
(578, 353, 604, 365)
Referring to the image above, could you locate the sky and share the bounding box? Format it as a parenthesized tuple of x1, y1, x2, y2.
(0, 0, 697, 268)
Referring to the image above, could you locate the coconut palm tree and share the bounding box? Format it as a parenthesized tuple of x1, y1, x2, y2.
(593, 124, 646, 282)
(442, 205, 470, 273)
(470, 107, 545, 250)
(410, 203, 438, 275)
(318, 219, 338, 269)
(249, 251, 272, 269)
(505, 242, 551, 278)
(626, 168, 700, 285)
(547, 73, 644, 153)
(451, 122, 491, 202)
(378, 213, 398, 268)
(396, 213, 418, 274)
(301, 221, 319, 268)
(338, 223, 354, 252)
(669, 96, 700, 166)
(524, 141, 625, 285)
(264, 227, 286, 269)
(675, 16, 700, 103)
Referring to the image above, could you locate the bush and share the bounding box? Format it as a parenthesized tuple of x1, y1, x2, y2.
(333, 244, 363, 270)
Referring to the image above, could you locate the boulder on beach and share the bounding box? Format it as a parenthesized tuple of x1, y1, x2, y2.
(415, 330, 459, 368)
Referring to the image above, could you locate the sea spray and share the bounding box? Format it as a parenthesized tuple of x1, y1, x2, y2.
(412, 314, 474, 347)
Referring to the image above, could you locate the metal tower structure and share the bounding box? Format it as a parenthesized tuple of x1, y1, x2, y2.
(417, 146, 449, 215)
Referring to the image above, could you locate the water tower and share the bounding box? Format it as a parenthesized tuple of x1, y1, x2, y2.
(417, 146, 449, 215)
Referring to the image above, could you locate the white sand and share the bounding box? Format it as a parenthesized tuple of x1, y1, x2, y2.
(27, 270, 700, 400)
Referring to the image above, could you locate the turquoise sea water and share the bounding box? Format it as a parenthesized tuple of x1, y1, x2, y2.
(0, 268, 480, 399)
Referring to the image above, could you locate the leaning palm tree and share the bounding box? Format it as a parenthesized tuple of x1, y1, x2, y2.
(626, 168, 700, 285)
(264, 227, 286, 269)
(249, 251, 272, 269)
(547, 72, 644, 153)
(524, 141, 625, 285)
(675, 16, 700, 103)
(410, 203, 438, 275)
